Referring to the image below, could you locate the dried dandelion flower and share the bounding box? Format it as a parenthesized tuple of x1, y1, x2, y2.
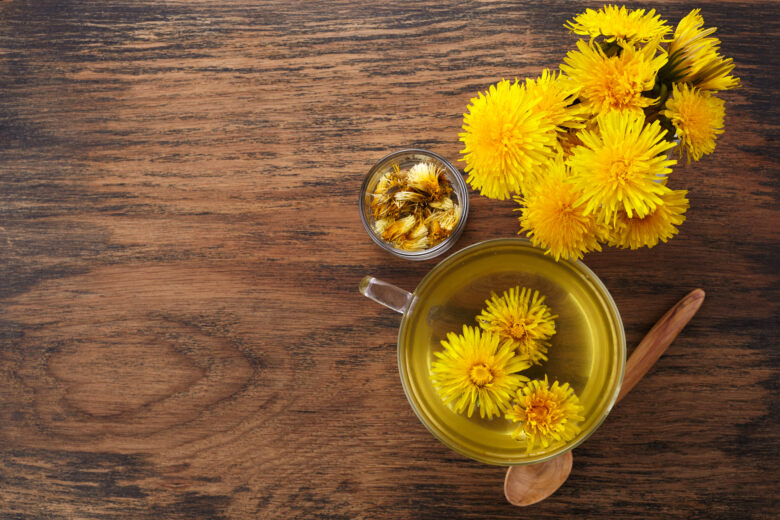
(663, 83, 725, 163)
(564, 5, 671, 44)
(560, 39, 667, 116)
(459, 79, 558, 200)
(398, 220, 430, 251)
(407, 161, 449, 200)
(568, 111, 677, 224)
(373, 218, 391, 236)
(430, 325, 531, 419)
(370, 167, 406, 221)
(608, 189, 689, 249)
(426, 196, 461, 240)
(394, 190, 428, 204)
(369, 160, 460, 251)
(505, 376, 585, 453)
(517, 156, 605, 261)
(379, 214, 415, 242)
(476, 286, 558, 366)
(429, 195, 454, 211)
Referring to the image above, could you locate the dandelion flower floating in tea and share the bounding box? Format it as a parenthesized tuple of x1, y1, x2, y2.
(370, 161, 460, 252)
(505, 377, 585, 453)
(663, 83, 725, 163)
(430, 287, 584, 455)
(517, 156, 606, 261)
(608, 189, 689, 249)
(564, 5, 671, 44)
(568, 111, 677, 224)
(430, 325, 530, 419)
(476, 286, 558, 366)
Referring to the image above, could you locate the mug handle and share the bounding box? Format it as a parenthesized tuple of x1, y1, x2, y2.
(359, 276, 414, 314)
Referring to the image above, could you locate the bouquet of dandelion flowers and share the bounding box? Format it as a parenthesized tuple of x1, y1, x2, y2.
(459, 5, 739, 261)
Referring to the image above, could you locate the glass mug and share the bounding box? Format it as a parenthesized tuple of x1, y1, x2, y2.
(360, 238, 626, 465)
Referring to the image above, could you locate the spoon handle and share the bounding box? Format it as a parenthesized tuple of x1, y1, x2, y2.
(617, 288, 705, 403)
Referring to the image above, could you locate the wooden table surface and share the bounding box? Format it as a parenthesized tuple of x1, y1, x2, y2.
(1, 1, 778, 518)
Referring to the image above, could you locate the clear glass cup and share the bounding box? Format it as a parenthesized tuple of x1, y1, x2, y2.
(360, 238, 626, 465)
(359, 149, 469, 261)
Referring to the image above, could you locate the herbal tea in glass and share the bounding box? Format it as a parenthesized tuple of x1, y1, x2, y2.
(396, 239, 624, 465)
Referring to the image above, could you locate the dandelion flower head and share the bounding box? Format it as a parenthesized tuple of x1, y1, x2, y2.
(568, 111, 676, 223)
(506, 377, 585, 453)
(476, 286, 558, 366)
(663, 83, 725, 163)
(565, 5, 671, 44)
(525, 69, 586, 139)
(430, 325, 531, 419)
(609, 189, 689, 249)
(561, 38, 667, 116)
(406, 161, 448, 200)
(665, 9, 739, 91)
(459, 79, 558, 200)
(517, 156, 605, 261)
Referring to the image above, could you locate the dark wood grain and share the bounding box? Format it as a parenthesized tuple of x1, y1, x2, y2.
(0, 1, 777, 518)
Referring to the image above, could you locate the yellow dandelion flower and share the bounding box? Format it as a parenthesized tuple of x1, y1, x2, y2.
(525, 70, 586, 140)
(459, 79, 558, 200)
(663, 83, 725, 163)
(664, 9, 739, 91)
(430, 325, 531, 419)
(517, 156, 605, 261)
(609, 189, 689, 249)
(505, 376, 585, 453)
(565, 5, 671, 43)
(561, 39, 667, 116)
(568, 111, 676, 223)
(476, 286, 558, 366)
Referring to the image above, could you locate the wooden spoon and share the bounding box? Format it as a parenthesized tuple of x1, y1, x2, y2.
(504, 288, 705, 507)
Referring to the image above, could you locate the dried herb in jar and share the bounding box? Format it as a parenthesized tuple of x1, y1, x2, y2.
(370, 161, 461, 251)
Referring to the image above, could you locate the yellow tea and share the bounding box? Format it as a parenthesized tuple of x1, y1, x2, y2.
(397, 239, 624, 465)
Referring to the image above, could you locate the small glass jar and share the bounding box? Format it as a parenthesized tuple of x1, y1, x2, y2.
(359, 149, 470, 261)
